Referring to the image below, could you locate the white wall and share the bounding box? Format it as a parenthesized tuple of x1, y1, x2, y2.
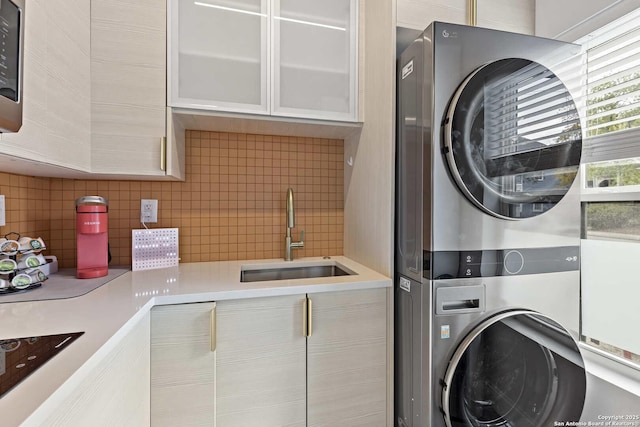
(397, 0, 466, 29)
(344, 0, 396, 276)
(397, 0, 534, 34)
(535, 0, 640, 41)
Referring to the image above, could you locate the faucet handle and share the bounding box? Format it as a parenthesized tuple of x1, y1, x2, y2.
(299, 230, 305, 244)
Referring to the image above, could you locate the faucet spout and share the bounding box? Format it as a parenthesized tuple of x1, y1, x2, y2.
(285, 188, 304, 261)
(286, 188, 295, 229)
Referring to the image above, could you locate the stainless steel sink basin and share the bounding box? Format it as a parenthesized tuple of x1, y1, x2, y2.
(240, 264, 354, 282)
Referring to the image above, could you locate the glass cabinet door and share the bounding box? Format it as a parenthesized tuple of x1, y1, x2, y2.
(272, 0, 357, 121)
(170, 0, 269, 114)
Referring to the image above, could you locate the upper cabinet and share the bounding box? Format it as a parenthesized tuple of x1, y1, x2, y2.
(272, 0, 358, 121)
(170, 0, 269, 115)
(91, 0, 185, 180)
(0, 0, 185, 180)
(0, 0, 92, 173)
(169, 0, 359, 123)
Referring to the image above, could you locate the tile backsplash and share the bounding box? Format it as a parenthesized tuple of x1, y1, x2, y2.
(0, 173, 51, 246)
(0, 131, 344, 269)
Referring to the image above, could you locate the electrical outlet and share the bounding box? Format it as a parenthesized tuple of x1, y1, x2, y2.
(0, 195, 5, 227)
(140, 199, 158, 223)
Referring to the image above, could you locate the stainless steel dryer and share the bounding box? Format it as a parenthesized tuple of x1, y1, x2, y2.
(395, 22, 587, 427)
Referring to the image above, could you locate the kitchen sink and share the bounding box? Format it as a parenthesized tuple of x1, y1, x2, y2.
(240, 263, 354, 282)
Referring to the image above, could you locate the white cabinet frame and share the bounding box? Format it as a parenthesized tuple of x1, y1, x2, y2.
(271, 0, 358, 122)
(168, 0, 270, 115)
(168, 0, 358, 122)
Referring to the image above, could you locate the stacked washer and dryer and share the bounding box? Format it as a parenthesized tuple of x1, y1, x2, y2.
(395, 23, 587, 427)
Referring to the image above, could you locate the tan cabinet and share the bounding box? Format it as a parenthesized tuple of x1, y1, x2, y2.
(0, 0, 92, 173)
(150, 302, 216, 427)
(150, 289, 388, 426)
(216, 295, 307, 426)
(307, 288, 387, 426)
(217, 290, 387, 426)
(91, 0, 185, 179)
(24, 314, 151, 427)
(0, 0, 186, 179)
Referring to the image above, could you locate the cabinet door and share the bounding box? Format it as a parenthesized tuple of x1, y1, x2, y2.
(170, 0, 269, 114)
(216, 295, 306, 427)
(272, 0, 358, 121)
(0, 0, 92, 172)
(307, 288, 388, 426)
(91, 0, 168, 177)
(151, 302, 216, 427)
(28, 314, 150, 427)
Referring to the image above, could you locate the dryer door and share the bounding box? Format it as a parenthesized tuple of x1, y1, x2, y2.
(443, 58, 582, 220)
(441, 310, 586, 427)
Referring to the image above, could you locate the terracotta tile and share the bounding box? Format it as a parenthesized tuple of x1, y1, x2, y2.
(1, 131, 344, 267)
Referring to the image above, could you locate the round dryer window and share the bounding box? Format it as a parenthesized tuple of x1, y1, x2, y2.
(443, 58, 582, 220)
(441, 310, 586, 427)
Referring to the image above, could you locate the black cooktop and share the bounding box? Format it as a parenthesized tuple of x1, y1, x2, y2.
(0, 331, 84, 398)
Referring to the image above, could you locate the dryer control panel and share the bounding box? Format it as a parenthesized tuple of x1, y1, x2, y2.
(425, 246, 580, 280)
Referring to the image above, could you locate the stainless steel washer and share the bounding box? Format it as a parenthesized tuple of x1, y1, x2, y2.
(395, 22, 587, 427)
(433, 272, 586, 427)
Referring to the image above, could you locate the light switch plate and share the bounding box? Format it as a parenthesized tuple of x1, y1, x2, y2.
(0, 195, 5, 227)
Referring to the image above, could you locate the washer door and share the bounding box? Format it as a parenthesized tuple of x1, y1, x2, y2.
(443, 58, 582, 220)
(442, 310, 586, 427)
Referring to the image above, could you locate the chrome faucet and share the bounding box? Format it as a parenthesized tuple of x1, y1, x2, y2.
(285, 188, 304, 261)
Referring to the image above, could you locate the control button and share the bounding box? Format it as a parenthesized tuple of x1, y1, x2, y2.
(461, 251, 481, 264)
(504, 250, 524, 275)
(458, 251, 482, 277)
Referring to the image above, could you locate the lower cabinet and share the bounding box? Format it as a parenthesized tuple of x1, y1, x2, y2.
(215, 294, 307, 426)
(151, 301, 216, 427)
(150, 288, 388, 426)
(307, 289, 388, 426)
(24, 313, 151, 427)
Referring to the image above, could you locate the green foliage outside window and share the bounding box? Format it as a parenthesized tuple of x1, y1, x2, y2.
(587, 72, 640, 137)
(585, 202, 640, 233)
(586, 161, 640, 188)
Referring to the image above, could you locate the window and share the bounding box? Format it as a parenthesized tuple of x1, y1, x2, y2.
(579, 8, 640, 368)
(584, 11, 640, 138)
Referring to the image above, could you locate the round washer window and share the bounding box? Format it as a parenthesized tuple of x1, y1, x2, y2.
(442, 311, 586, 427)
(443, 59, 582, 220)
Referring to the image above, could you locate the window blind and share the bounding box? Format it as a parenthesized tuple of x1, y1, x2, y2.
(585, 9, 640, 137)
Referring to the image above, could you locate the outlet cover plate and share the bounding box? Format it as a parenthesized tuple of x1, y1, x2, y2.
(140, 199, 158, 223)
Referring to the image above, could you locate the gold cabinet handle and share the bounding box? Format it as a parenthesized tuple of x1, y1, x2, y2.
(303, 297, 313, 337)
(468, 0, 477, 26)
(210, 306, 217, 352)
(160, 136, 167, 172)
(308, 297, 312, 337)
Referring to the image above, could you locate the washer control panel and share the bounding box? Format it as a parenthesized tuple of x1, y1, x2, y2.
(427, 246, 579, 280)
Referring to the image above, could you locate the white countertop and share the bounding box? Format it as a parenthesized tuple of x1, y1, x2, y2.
(0, 256, 391, 427)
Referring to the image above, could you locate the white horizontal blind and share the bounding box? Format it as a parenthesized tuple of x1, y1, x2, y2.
(585, 8, 640, 138)
(578, 8, 640, 372)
